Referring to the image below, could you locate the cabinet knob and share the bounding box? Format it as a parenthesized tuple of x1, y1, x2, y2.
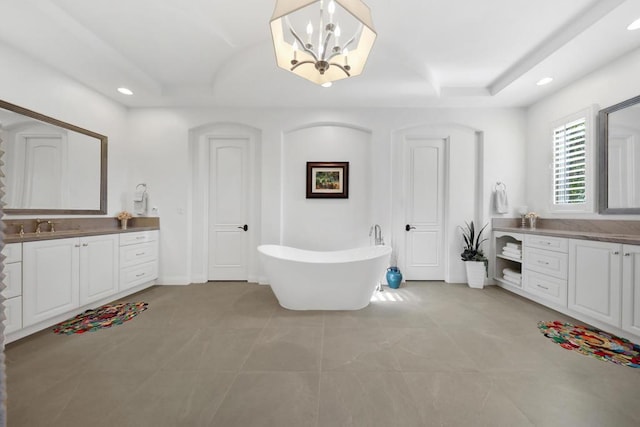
(613, 251, 620, 255)
(82, 243, 89, 247)
(74, 244, 80, 248)
(625, 253, 631, 257)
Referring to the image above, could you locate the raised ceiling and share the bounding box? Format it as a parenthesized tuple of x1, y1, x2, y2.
(1, 0, 639, 108)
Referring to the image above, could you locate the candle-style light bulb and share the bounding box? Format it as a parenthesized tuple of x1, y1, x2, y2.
(306, 20, 313, 44)
(328, 0, 336, 22)
(343, 47, 349, 66)
(334, 24, 341, 46)
(292, 40, 299, 61)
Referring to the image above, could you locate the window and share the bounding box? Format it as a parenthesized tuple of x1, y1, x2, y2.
(550, 107, 595, 213)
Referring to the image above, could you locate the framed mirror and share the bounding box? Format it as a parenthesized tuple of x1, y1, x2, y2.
(0, 99, 107, 215)
(598, 94, 640, 214)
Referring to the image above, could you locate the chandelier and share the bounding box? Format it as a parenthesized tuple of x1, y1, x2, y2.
(270, 0, 376, 86)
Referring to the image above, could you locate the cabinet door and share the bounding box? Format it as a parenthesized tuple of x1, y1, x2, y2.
(568, 239, 622, 327)
(80, 234, 119, 305)
(622, 245, 640, 335)
(23, 238, 80, 327)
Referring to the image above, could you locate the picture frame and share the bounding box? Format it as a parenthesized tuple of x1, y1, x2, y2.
(306, 162, 349, 199)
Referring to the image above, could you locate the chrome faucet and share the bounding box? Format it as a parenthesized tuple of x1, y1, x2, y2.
(369, 224, 384, 246)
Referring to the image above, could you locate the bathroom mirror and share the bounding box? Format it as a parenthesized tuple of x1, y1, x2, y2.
(0, 99, 107, 215)
(598, 94, 640, 214)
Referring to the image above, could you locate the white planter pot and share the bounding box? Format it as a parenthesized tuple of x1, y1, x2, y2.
(465, 261, 486, 289)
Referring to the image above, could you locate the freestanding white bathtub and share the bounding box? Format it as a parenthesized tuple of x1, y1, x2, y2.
(257, 244, 392, 310)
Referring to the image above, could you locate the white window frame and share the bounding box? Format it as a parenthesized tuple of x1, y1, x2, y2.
(549, 106, 596, 213)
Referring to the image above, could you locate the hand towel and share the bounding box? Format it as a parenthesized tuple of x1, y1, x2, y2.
(495, 188, 509, 214)
(505, 243, 521, 250)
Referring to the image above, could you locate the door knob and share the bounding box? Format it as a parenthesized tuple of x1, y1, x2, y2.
(405, 224, 416, 231)
(237, 224, 248, 231)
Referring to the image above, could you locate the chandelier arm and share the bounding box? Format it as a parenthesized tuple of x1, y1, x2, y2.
(326, 51, 343, 62)
(290, 60, 316, 72)
(289, 27, 319, 62)
(329, 62, 351, 77)
(321, 31, 333, 61)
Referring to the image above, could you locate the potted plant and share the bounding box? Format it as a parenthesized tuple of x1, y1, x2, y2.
(460, 220, 488, 289)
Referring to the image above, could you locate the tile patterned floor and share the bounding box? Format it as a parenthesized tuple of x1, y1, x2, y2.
(5, 282, 640, 426)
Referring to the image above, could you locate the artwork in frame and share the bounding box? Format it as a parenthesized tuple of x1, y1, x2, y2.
(306, 162, 349, 199)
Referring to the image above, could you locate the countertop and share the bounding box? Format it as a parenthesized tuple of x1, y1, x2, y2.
(4, 226, 159, 244)
(493, 226, 640, 246)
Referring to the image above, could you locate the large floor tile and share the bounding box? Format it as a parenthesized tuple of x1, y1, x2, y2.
(161, 327, 262, 372)
(211, 372, 319, 427)
(403, 371, 533, 427)
(493, 370, 640, 427)
(322, 327, 400, 371)
(317, 371, 424, 427)
(242, 327, 323, 372)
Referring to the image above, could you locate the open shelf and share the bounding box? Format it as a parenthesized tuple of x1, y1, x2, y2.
(494, 231, 523, 288)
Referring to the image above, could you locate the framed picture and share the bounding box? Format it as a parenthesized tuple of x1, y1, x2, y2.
(306, 162, 349, 199)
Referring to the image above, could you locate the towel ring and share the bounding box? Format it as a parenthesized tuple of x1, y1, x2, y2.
(494, 182, 506, 191)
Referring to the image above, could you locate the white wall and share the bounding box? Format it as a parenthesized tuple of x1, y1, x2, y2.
(0, 41, 527, 285)
(282, 124, 372, 250)
(526, 47, 640, 219)
(127, 107, 526, 284)
(0, 42, 130, 216)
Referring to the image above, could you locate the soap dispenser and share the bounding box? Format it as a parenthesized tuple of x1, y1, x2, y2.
(134, 183, 148, 216)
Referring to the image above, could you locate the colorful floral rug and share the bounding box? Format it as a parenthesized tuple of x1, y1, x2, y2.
(53, 302, 149, 335)
(538, 320, 640, 368)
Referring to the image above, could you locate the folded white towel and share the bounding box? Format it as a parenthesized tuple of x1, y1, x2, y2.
(502, 247, 521, 254)
(502, 275, 521, 286)
(505, 243, 521, 250)
(503, 268, 522, 278)
(495, 188, 509, 214)
(504, 273, 522, 282)
(502, 249, 522, 259)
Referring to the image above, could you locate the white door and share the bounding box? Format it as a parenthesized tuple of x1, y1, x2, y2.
(80, 234, 119, 305)
(403, 138, 446, 280)
(208, 137, 250, 280)
(23, 237, 80, 327)
(568, 239, 622, 327)
(20, 134, 67, 208)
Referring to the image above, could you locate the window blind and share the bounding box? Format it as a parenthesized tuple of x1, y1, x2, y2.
(553, 117, 586, 205)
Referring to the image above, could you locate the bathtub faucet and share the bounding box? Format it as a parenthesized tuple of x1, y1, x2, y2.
(369, 224, 384, 246)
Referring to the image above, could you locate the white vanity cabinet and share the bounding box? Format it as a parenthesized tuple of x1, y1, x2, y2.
(2, 243, 23, 334)
(622, 244, 640, 336)
(568, 239, 622, 327)
(23, 234, 120, 327)
(23, 238, 81, 327)
(80, 234, 119, 305)
(523, 235, 568, 307)
(119, 230, 159, 291)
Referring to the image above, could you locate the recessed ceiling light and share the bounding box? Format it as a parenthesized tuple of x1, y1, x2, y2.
(117, 87, 133, 95)
(536, 77, 553, 86)
(628, 18, 640, 30)
(321, 82, 333, 88)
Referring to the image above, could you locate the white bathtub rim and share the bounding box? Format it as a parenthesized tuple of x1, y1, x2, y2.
(257, 244, 392, 264)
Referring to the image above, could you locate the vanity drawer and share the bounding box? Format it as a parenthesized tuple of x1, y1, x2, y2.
(120, 261, 158, 291)
(2, 243, 22, 263)
(524, 247, 568, 279)
(4, 296, 23, 335)
(525, 235, 568, 253)
(3, 262, 22, 299)
(524, 270, 567, 306)
(120, 231, 158, 246)
(120, 242, 158, 268)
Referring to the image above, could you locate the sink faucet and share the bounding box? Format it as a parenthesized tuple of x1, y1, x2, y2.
(35, 218, 48, 234)
(369, 224, 384, 245)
